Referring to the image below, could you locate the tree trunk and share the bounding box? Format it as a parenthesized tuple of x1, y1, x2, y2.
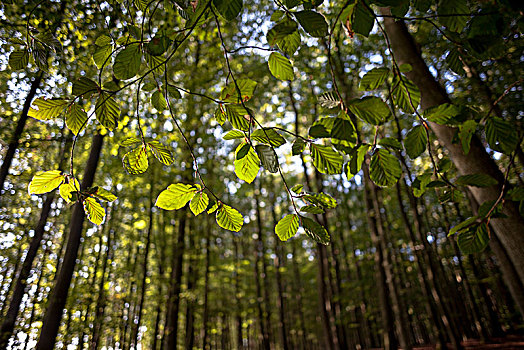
(381, 12, 524, 293)
(184, 220, 197, 350)
(201, 223, 212, 350)
(36, 132, 104, 349)
(0, 73, 42, 200)
(163, 209, 187, 349)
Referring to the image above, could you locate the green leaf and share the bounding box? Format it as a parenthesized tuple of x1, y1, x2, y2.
(59, 178, 80, 203)
(207, 201, 219, 214)
(251, 128, 286, 147)
(457, 223, 490, 254)
(267, 18, 298, 44)
(455, 174, 498, 188)
(300, 205, 324, 214)
(268, 52, 294, 81)
(223, 130, 245, 140)
(485, 117, 518, 154)
(331, 113, 356, 142)
(310, 144, 343, 175)
(255, 145, 279, 173)
(392, 75, 421, 113)
(151, 90, 167, 111)
(352, 1, 375, 37)
(449, 216, 478, 236)
(122, 147, 149, 175)
(318, 91, 341, 109)
(226, 104, 251, 131)
(292, 138, 306, 155)
(458, 120, 476, 155)
(301, 192, 337, 209)
(93, 36, 113, 69)
(348, 96, 391, 125)
(28, 170, 65, 195)
(277, 29, 301, 56)
(508, 187, 524, 201)
(72, 77, 99, 97)
(275, 214, 299, 241)
(412, 173, 432, 197)
(9, 50, 29, 70)
(66, 103, 88, 135)
(234, 143, 260, 183)
(28, 98, 68, 121)
(146, 35, 171, 56)
(31, 42, 48, 70)
(216, 204, 244, 232)
(190, 191, 209, 216)
(84, 197, 105, 225)
(155, 183, 197, 210)
(345, 144, 370, 179)
(113, 44, 142, 80)
(294, 10, 328, 37)
(359, 67, 389, 90)
(379, 137, 402, 151)
(446, 48, 465, 75)
(291, 184, 303, 194)
(438, 0, 469, 32)
(423, 103, 461, 125)
(369, 149, 401, 187)
(309, 117, 334, 138)
(301, 217, 330, 245)
(213, 0, 243, 21)
(96, 93, 120, 129)
(236, 143, 251, 160)
(147, 140, 174, 165)
(120, 137, 142, 147)
(404, 125, 427, 159)
(220, 78, 257, 103)
(92, 187, 117, 202)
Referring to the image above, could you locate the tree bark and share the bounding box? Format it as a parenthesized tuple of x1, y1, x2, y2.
(163, 209, 187, 349)
(381, 12, 524, 289)
(0, 72, 42, 200)
(36, 132, 104, 349)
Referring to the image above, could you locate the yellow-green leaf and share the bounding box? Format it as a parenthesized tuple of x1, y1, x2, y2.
(122, 146, 149, 175)
(190, 191, 209, 216)
(28, 170, 65, 195)
(28, 98, 69, 121)
(216, 204, 243, 232)
(83, 197, 105, 225)
(234, 142, 260, 183)
(275, 214, 299, 241)
(155, 183, 197, 210)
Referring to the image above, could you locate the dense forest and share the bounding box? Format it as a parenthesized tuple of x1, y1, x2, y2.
(0, 0, 523, 349)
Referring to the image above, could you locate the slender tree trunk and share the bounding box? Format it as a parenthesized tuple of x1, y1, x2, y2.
(0, 73, 42, 199)
(252, 212, 270, 350)
(90, 205, 115, 350)
(269, 186, 289, 350)
(131, 178, 155, 349)
(362, 163, 397, 350)
(394, 182, 447, 348)
(381, 11, 524, 293)
(290, 240, 308, 349)
(201, 224, 211, 350)
(36, 133, 104, 350)
(163, 209, 187, 349)
(233, 235, 244, 349)
(184, 220, 197, 350)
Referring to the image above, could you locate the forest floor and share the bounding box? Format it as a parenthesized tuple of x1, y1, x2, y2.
(408, 335, 524, 349)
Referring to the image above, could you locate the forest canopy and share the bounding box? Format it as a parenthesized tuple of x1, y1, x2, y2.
(0, 0, 523, 349)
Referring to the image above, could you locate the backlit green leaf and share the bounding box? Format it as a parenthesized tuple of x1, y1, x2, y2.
(213, 0, 243, 21)
(255, 145, 279, 173)
(156, 183, 197, 210)
(268, 52, 294, 81)
(9, 50, 29, 70)
(147, 140, 174, 165)
(349, 96, 391, 125)
(66, 103, 88, 135)
(369, 149, 401, 187)
(28, 98, 68, 121)
(96, 93, 120, 129)
(404, 125, 427, 159)
(275, 214, 299, 241)
(234, 143, 260, 183)
(84, 197, 105, 225)
(251, 128, 286, 147)
(72, 77, 99, 97)
(28, 170, 65, 195)
(190, 191, 209, 216)
(216, 204, 244, 232)
(457, 223, 489, 254)
(310, 144, 343, 175)
(113, 44, 142, 80)
(455, 174, 498, 188)
(122, 146, 149, 175)
(294, 10, 328, 37)
(359, 67, 389, 90)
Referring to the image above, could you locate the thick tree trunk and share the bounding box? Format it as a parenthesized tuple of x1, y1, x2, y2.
(36, 133, 104, 349)
(381, 12, 524, 290)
